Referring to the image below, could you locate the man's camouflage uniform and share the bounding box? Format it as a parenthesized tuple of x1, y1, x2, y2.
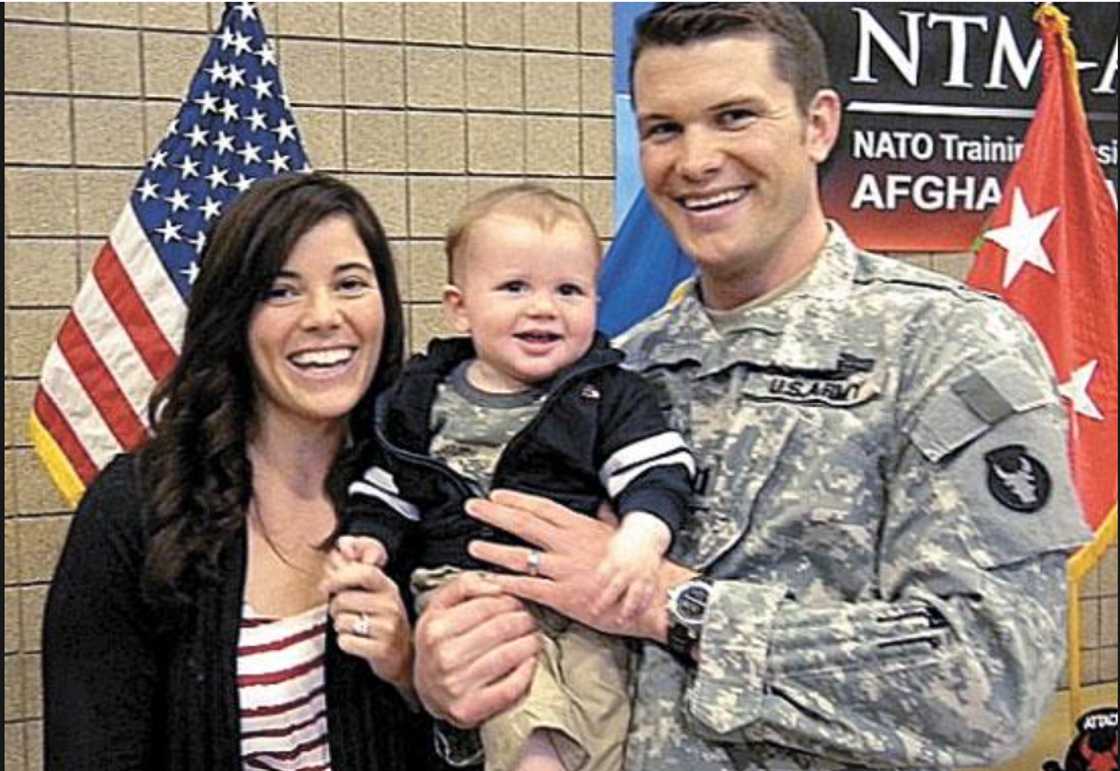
(615, 224, 1091, 770)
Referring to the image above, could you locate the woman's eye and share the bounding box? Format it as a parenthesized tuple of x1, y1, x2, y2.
(261, 285, 297, 303)
(337, 276, 372, 294)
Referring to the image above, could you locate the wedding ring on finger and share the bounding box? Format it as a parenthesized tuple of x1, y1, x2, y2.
(353, 612, 371, 638)
(526, 548, 542, 578)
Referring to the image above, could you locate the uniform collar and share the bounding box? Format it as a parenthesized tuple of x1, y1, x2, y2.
(624, 222, 859, 375)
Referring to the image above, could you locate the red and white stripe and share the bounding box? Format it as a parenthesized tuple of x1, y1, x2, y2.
(32, 204, 187, 487)
(238, 603, 331, 770)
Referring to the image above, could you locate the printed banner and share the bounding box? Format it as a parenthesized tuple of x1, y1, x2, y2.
(612, 3, 1118, 253)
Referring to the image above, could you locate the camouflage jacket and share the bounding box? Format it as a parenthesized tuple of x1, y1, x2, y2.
(615, 224, 1090, 770)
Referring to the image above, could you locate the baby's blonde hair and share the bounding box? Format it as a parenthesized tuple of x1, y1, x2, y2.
(445, 183, 602, 282)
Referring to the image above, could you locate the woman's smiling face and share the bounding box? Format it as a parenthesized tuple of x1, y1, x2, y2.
(247, 214, 385, 431)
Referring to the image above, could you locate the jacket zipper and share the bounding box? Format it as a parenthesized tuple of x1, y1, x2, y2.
(374, 416, 479, 499)
(491, 355, 615, 485)
(376, 342, 619, 497)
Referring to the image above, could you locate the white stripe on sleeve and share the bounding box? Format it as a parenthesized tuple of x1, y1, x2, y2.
(599, 431, 695, 499)
(348, 465, 421, 521)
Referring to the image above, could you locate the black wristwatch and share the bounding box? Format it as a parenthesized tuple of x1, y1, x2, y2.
(432, 721, 484, 768)
(665, 577, 713, 663)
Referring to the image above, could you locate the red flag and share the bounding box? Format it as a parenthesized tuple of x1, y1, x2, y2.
(967, 4, 1118, 533)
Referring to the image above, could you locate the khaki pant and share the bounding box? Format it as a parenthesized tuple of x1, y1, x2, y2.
(413, 567, 631, 771)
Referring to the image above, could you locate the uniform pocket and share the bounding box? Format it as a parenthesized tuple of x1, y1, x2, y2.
(675, 404, 800, 569)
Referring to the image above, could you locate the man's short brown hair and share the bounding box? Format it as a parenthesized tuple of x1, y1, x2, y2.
(629, 2, 830, 115)
(445, 183, 602, 283)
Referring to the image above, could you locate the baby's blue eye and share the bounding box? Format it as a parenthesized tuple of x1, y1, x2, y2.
(643, 121, 681, 141)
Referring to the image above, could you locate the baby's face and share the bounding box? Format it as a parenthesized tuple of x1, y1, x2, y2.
(445, 214, 599, 393)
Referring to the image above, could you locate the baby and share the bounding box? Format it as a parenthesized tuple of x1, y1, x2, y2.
(343, 183, 694, 771)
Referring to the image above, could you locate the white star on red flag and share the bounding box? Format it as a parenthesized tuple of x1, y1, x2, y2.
(982, 187, 1059, 288)
(1059, 360, 1104, 421)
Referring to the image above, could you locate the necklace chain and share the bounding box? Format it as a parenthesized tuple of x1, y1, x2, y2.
(249, 496, 327, 575)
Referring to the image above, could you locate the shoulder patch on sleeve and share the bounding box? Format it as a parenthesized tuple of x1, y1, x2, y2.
(984, 444, 1052, 513)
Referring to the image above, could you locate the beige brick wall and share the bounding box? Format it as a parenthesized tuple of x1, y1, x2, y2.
(3, 4, 1116, 770)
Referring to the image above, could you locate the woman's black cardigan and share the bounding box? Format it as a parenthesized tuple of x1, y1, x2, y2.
(42, 454, 440, 770)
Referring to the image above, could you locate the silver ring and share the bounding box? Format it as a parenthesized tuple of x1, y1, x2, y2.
(353, 612, 371, 637)
(526, 548, 542, 577)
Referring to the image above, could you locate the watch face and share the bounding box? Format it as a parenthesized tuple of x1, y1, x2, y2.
(678, 584, 710, 621)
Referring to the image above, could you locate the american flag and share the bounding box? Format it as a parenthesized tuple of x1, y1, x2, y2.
(30, 1, 311, 505)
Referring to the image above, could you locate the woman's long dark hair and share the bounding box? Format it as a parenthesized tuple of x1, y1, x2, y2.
(138, 172, 404, 607)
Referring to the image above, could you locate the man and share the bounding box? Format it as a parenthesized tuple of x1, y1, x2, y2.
(412, 4, 1091, 768)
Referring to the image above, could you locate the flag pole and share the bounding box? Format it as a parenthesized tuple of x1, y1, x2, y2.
(1066, 506, 1118, 724)
(1066, 576, 1082, 725)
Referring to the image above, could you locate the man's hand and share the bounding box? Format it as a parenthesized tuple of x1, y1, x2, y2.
(412, 572, 540, 728)
(466, 490, 697, 642)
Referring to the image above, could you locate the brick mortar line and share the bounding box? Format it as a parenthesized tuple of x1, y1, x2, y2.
(5, 92, 616, 120)
(5, 16, 615, 57)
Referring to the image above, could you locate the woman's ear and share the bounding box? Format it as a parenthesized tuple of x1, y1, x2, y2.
(442, 284, 471, 333)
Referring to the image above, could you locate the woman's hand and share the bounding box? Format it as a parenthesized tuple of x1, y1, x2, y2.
(466, 489, 698, 642)
(321, 536, 413, 692)
(412, 572, 540, 728)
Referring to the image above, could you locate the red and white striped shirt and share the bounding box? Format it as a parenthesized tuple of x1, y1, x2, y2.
(237, 603, 331, 770)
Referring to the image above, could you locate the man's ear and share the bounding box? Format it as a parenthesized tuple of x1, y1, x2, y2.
(804, 89, 842, 165)
(442, 284, 471, 333)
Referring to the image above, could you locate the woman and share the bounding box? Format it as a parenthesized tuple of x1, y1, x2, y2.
(43, 173, 433, 770)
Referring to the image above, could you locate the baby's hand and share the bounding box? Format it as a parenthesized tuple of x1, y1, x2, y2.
(335, 535, 389, 568)
(593, 512, 671, 621)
